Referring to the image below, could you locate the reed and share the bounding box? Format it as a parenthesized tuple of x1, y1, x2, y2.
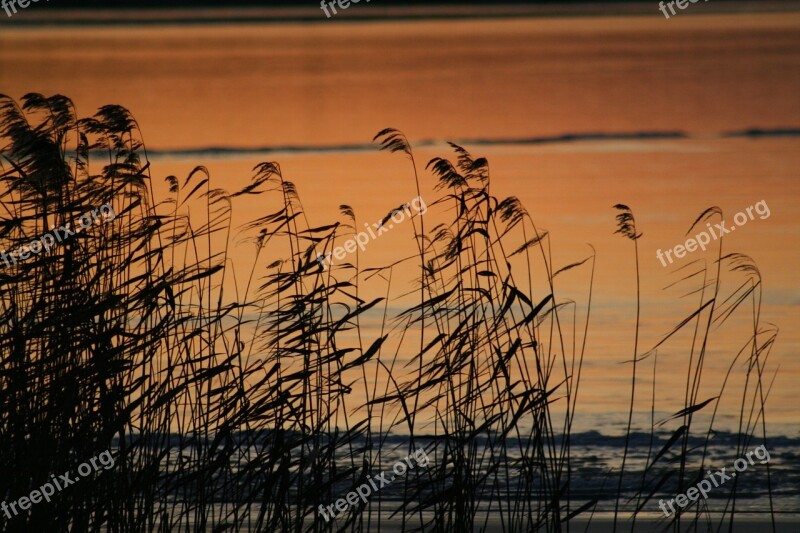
(0, 95, 776, 532)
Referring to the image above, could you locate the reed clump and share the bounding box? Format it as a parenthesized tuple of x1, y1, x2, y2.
(0, 95, 776, 532)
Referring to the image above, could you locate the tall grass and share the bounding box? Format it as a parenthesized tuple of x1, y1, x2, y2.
(0, 94, 777, 532)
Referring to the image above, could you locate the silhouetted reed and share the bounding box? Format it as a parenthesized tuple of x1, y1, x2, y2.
(0, 94, 776, 532)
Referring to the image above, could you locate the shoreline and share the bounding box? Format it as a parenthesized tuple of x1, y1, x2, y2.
(1, 2, 799, 27)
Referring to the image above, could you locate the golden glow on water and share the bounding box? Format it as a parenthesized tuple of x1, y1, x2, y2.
(1, 12, 798, 433)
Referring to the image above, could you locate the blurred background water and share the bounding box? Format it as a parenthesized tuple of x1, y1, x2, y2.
(2, 5, 798, 520)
